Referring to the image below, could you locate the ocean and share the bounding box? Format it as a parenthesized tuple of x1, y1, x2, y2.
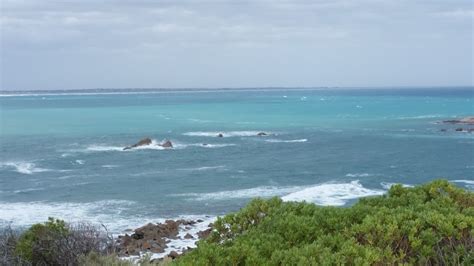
(1, 87, 473, 232)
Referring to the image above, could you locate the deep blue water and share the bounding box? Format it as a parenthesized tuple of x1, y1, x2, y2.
(1, 88, 473, 231)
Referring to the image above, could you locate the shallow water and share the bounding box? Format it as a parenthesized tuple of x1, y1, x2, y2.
(1, 88, 473, 232)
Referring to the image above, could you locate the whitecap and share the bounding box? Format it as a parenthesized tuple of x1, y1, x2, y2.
(178, 166, 226, 171)
(86, 145, 124, 152)
(190, 143, 236, 148)
(13, 188, 45, 194)
(0, 162, 51, 175)
(75, 160, 85, 165)
(281, 180, 385, 206)
(102, 165, 119, 168)
(183, 131, 271, 137)
(451, 180, 474, 185)
(265, 139, 307, 143)
(345, 173, 372, 178)
(397, 114, 443, 120)
(0, 200, 141, 233)
(174, 186, 302, 201)
(380, 182, 414, 190)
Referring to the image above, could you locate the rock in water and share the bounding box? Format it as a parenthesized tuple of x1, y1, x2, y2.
(217, 133, 224, 138)
(442, 116, 474, 125)
(160, 140, 173, 148)
(257, 132, 268, 136)
(123, 137, 152, 150)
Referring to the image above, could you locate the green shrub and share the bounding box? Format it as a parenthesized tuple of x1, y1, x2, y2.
(15, 217, 69, 263)
(176, 180, 474, 265)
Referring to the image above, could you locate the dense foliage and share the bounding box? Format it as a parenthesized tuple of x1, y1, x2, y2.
(176, 180, 474, 265)
(7, 218, 113, 265)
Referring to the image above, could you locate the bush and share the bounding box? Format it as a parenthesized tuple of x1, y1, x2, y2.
(176, 180, 474, 265)
(14, 218, 114, 265)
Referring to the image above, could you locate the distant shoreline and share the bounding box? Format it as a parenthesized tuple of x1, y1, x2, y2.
(1, 86, 473, 97)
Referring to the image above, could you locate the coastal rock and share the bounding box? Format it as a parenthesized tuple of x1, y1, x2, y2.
(123, 137, 152, 150)
(442, 116, 474, 125)
(159, 140, 173, 148)
(197, 228, 212, 239)
(455, 128, 464, 132)
(168, 251, 180, 259)
(117, 219, 212, 258)
(217, 133, 224, 138)
(257, 132, 268, 136)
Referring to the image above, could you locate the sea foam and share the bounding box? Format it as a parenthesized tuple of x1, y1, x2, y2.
(0, 162, 51, 175)
(183, 131, 271, 137)
(281, 181, 385, 206)
(265, 139, 307, 143)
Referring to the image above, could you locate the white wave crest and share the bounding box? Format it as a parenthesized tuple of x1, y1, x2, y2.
(281, 181, 385, 206)
(380, 182, 414, 190)
(397, 114, 442, 120)
(265, 139, 307, 143)
(174, 186, 302, 201)
(183, 131, 271, 137)
(345, 173, 372, 178)
(189, 143, 236, 148)
(0, 162, 51, 175)
(178, 166, 227, 171)
(86, 145, 125, 152)
(451, 180, 474, 185)
(0, 200, 141, 232)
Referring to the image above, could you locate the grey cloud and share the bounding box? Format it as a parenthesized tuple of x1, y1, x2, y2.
(1, 0, 472, 89)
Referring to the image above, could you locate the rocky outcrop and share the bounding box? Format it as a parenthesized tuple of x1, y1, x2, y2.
(116, 219, 211, 257)
(257, 132, 268, 136)
(217, 133, 224, 138)
(442, 116, 474, 125)
(159, 140, 173, 148)
(123, 138, 152, 150)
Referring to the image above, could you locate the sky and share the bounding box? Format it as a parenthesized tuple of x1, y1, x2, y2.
(0, 0, 473, 90)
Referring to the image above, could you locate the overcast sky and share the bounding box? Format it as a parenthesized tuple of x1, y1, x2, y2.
(1, 0, 473, 90)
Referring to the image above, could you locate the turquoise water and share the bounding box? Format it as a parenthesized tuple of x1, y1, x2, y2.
(1, 88, 473, 231)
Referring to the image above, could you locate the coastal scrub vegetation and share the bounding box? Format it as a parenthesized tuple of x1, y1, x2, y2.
(1, 180, 472, 265)
(176, 180, 473, 265)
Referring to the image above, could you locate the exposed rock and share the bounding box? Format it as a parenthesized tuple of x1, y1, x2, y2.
(217, 133, 224, 138)
(197, 228, 212, 239)
(257, 132, 268, 136)
(117, 219, 213, 258)
(442, 116, 474, 125)
(168, 251, 180, 259)
(455, 128, 464, 132)
(159, 140, 173, 148)
(123, 138, 152, 150)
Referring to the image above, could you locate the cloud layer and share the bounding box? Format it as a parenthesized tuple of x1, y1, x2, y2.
(1, 0, 473, 90)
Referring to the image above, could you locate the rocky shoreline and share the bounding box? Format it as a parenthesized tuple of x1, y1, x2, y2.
(439, 116, 474, 133)
(116, 218, 213, 262)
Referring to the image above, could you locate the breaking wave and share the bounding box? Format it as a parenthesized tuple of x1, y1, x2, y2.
(345, 173, 372, 178)
(0, 161, 52, 175)
(175, 180, 386, 206)
(380, 182, 414, 190)
(281, 181, 385, 206)
(265, 139, 307, 143)
(183, 131, 272, 137)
